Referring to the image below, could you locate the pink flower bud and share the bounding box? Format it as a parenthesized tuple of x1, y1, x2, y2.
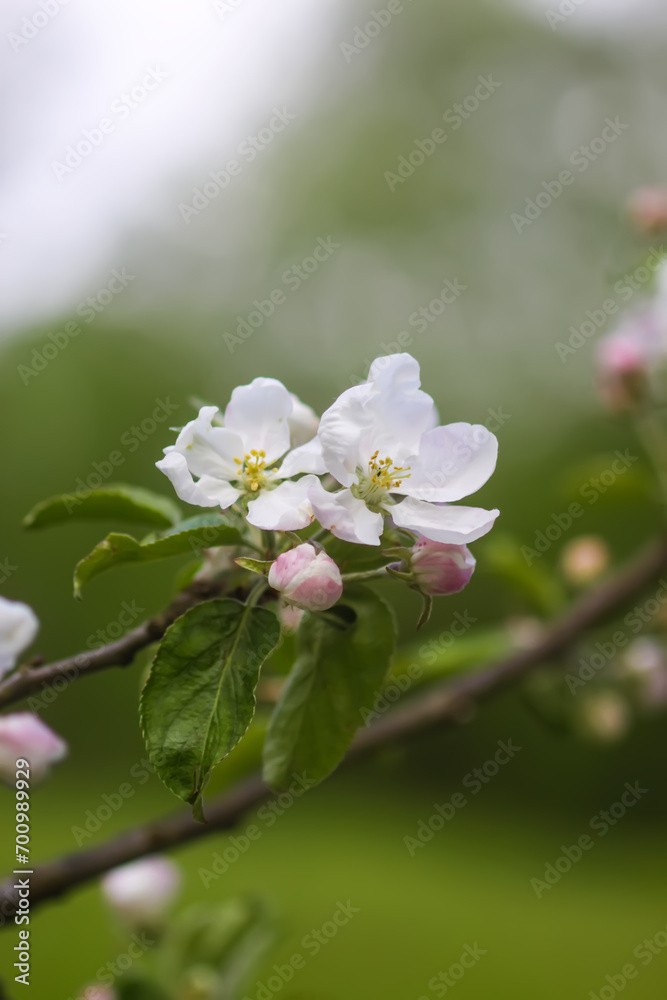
(0, 713, 67, 783)
(560, 536, 610, 587)
(268, 543, 343, 612)
(101, 856, 180, 924)
(628, 186, 667, 237)
(410, 537, 475, 596)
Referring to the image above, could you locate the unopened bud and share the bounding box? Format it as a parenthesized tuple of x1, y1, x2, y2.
(268, 543, 343, 612)
(579, 691, 630, 742)
(101, 855, 180, 924)
(409, 537, 475, 596)
(0, 713, 67, 783)
(560, 536, 610, 587)
(627, 186, 667, 237)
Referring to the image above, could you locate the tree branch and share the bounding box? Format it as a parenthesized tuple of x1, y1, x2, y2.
(0, 579, 225, 711)
(1, 536, 666, 925)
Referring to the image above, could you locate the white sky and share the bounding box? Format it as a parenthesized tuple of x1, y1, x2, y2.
(0, 0, 339, 334)
(1, 0, 665, 337)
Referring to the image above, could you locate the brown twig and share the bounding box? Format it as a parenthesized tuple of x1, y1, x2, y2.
(1, 536, 665, 925)
(0, 579, 224, 711)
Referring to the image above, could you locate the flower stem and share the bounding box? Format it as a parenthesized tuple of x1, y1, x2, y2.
(635, 407, 667, 512)
(341, 566, 391, 583)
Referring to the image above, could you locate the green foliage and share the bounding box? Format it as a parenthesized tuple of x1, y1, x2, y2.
(481, 533, 566, 616)
(161, 897, 276, 999)
(23, 483, 181, 530)
(140, 599, 280, 818)
(262, 584, 396, 790)
(113, 896, 276, 1000)
(73, 513, 241, 597)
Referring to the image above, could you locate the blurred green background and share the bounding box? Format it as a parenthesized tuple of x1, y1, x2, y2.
(1, 0, 667, 996)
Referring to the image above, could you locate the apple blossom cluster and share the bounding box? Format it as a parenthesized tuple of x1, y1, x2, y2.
(0, 596, 67, 783)
(156, 353, 499, 610)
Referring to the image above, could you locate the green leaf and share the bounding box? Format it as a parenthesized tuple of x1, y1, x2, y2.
(141, 599, 280, 816)
(73, 513, 241, 597)
(262, 584, 396, 791)
(23, 483, 181, 530)
(235, 556, 273, 576)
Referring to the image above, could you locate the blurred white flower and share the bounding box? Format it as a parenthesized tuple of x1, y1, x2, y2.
(0, 596, 39, 677)
(101, 855, 180, 924)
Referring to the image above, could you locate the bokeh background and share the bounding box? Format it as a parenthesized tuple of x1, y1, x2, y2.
(1, 0, 667, 996)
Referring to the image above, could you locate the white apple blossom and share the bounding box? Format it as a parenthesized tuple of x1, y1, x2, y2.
(306, 354, 499, 546)
(156, 377, 324, 531)
(0, 596, 39, 678)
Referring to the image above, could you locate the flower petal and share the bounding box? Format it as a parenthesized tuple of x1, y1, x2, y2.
(156, 452, 241, 509)
(246, 476, 320, 531)
(317, 353, 436, 485)
(391, 496, 499, 544)
(167, 406, 243, 482)
(224, 378, 292, 463)
(405, 423, 498, 502)
(288, 393, 320, 448)
(308, 483, 384, 545)
(277, 437, 327, 477)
